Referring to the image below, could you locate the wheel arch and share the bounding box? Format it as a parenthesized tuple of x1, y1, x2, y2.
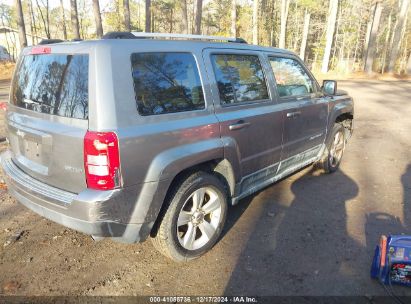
(149, 157, 236, 237)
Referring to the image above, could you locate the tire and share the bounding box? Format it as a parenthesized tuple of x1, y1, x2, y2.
(151, 172, 228, 262)
(319, 123, 346, 174)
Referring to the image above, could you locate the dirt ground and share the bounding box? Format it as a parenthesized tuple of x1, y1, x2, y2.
(0, 80, 411, 297)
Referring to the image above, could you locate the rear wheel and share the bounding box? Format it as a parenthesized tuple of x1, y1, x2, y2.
(151, 172, 228, 262)
(319, 123, 346, 173)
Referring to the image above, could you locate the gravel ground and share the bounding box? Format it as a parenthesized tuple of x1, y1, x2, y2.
(0, 80, 411, 297)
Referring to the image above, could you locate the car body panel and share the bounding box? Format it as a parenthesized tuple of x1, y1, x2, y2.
(1, 38, 354, 243)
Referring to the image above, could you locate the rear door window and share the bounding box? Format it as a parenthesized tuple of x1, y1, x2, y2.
(211, 54, 269, 105)
(11, 54, 89, 119)
(268, 57, 315, 98)
(131, 52, 205, 116)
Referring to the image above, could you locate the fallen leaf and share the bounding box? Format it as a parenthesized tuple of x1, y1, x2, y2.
(2, 281, 21, 293)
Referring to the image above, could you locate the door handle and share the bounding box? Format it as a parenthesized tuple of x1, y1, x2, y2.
(286, 111, 302, 118)
(229, 121, 251, 131)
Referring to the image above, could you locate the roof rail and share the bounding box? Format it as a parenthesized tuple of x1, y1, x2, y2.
(131, 32, 247, 43)
(101, 31, 247, 43)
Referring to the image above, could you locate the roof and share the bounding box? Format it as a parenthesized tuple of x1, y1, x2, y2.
(32, 32, 294, 55)
(37, 38, 293, 56)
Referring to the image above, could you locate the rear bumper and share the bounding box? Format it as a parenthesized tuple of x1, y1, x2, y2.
(0, 151, 163, 243)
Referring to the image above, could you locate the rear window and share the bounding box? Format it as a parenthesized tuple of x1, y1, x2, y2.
(131, 52, 205, 116)
(11, 54, 89, 119)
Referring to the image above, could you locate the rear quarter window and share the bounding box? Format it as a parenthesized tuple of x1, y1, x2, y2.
(11, 54, 89, 119)
(131, 52, 205, 116)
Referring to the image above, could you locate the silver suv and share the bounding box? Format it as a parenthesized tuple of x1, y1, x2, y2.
(1, 33, 353, 261)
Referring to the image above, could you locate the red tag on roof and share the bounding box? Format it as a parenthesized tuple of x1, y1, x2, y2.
(30, 46, 51, 55)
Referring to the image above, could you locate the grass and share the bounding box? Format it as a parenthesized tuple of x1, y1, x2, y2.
(0, 62, 15, 81)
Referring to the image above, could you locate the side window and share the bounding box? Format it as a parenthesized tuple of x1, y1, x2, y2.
(269, 57, 315, 98)
(131, 52, 205, 115)
(211, 54, 269, 105)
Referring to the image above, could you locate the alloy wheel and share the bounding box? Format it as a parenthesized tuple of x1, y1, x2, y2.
(176, 187, 223, 251)
(329, 130, 345, 167)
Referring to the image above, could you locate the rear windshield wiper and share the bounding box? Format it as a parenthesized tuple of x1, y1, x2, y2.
(23, 98, 55, 110)
(23, 98, 40, 105)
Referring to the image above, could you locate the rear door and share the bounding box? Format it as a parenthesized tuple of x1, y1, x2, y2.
(266, 54, 328, 168)
(7, 48, 89, 193)
(203, 49, 283, 184)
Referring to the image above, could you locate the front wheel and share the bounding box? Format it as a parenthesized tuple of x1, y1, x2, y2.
(319, 123, 346, 174)
(151, 172, 228, 262)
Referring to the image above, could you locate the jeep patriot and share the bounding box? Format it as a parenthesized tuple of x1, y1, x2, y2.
(1, 32, 354, 261)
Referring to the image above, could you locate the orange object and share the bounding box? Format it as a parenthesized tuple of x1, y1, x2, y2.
(380, 235, 387, 267)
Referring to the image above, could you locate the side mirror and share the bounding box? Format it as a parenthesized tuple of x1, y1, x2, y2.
(323, 80, 337, 96)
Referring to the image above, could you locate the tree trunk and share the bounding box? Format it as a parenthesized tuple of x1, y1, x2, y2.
(269, 0, 275, 46)
(123, 0, 131, 31)
(252, 0, 258, 44)
(60, 0, 67, 40)
(78, 0, 85, 38)
(195, 0, 202, 34)
(92, 0, 103, 37)
(364, 2, 383, 74)
(169, 7, 173, 33)
(231, 0, 236, 37)
(353, 16, 363, 65)
(381, 12, 392, 74)
(191, 3, 195, 34)
(145, 0, 151, 32)
(30, 0, 39, 44)
(321, 0, 339, 73)
(279, 0, 289, 49)
(36, 0, 51, 39)
(292, 3, 299, 51)
(70, 0, 80, 39)
(299, 10, 310, 61)
(181, 0, 189, 34)
(388, 0, 410, 73)
(28, 0, 35, 44)
(95, 4, 104, 35)
(362, 17, 372, 63)
(151, 6, 155, 32)
(15, 0, 27, 48)
(407, 52, 411, 74)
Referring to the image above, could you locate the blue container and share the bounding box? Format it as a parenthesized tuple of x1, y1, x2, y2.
(371, 235, 411, 286)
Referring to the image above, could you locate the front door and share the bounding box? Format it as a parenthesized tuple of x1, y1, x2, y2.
(267, 55, 328, 169)
(203, 49, 284, 186)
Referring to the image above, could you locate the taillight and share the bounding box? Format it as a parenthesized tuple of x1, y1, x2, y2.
(84, 131, 121, 190)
